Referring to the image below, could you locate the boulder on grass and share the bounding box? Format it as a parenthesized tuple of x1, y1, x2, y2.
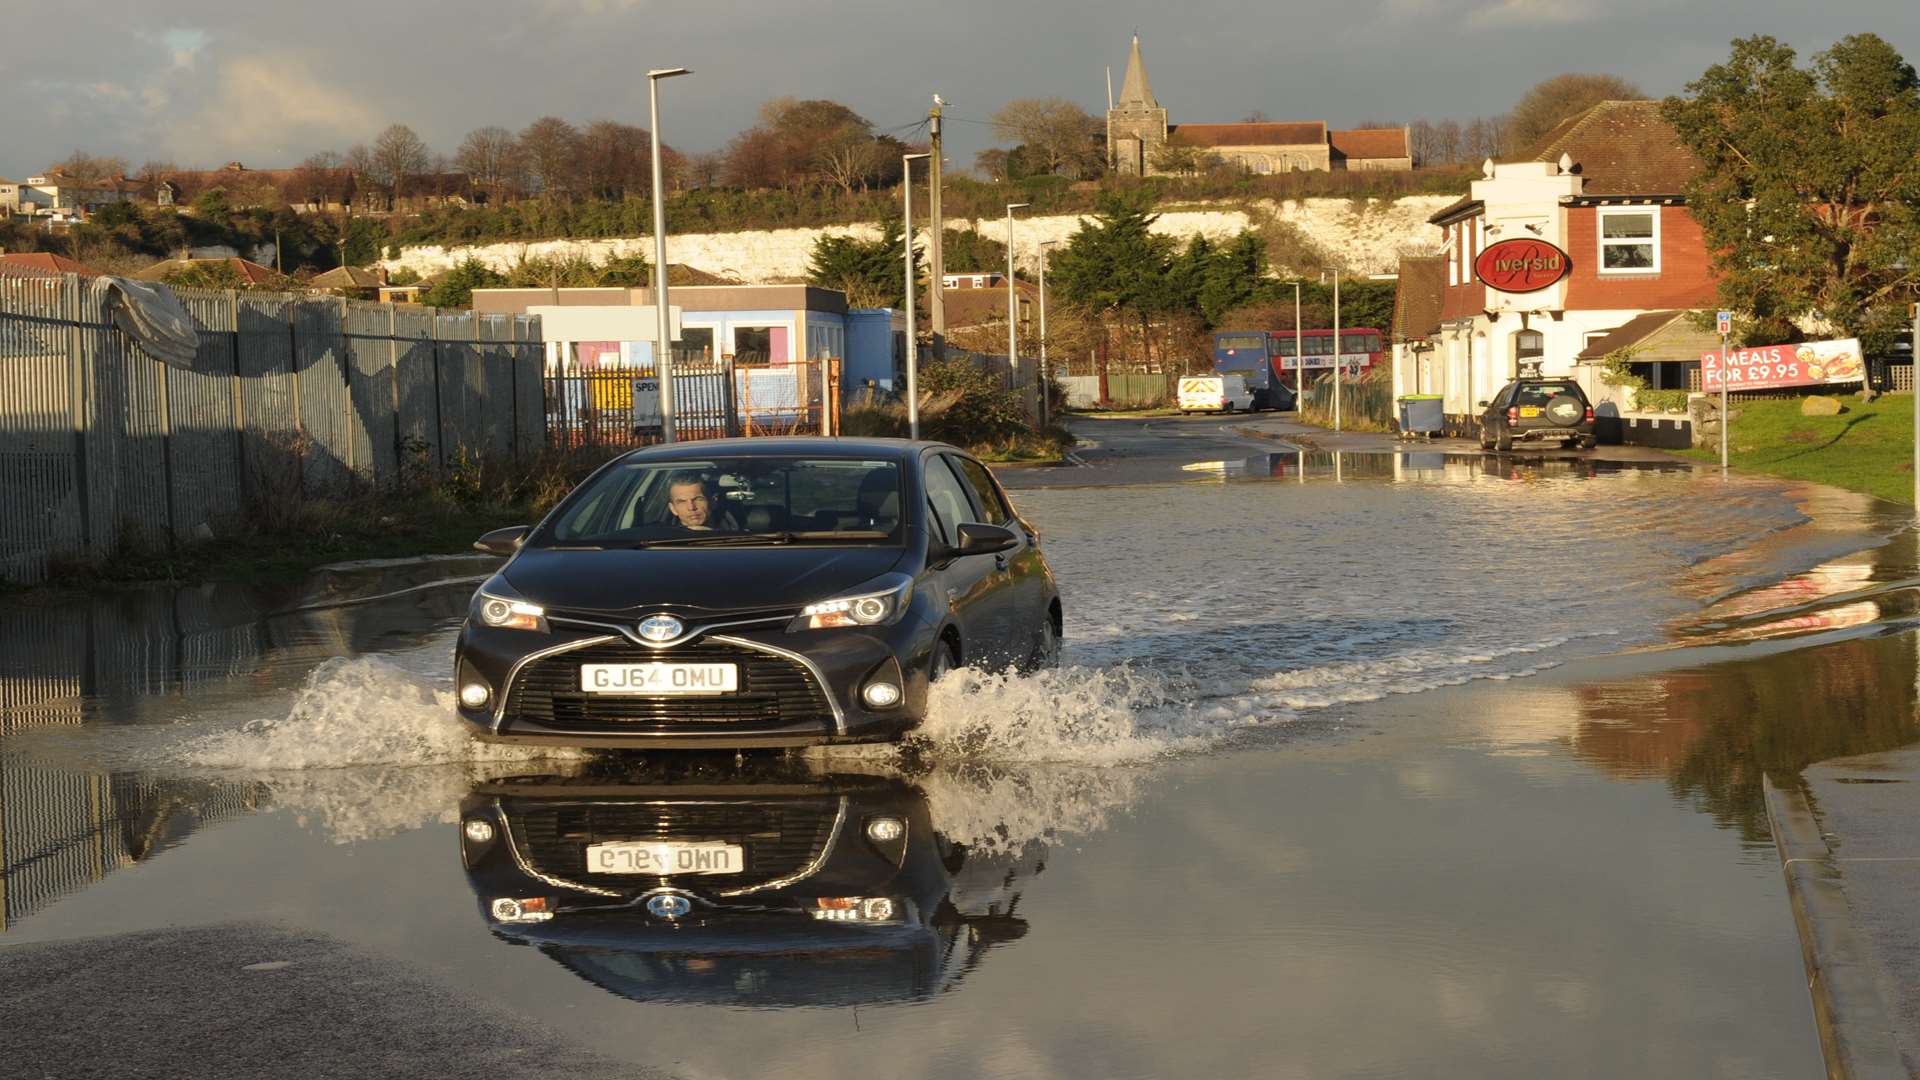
(1801, 396, 1845, 417)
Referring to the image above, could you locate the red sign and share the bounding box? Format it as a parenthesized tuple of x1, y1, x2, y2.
(1699, 338, 1865, 392)
(1474, 239, 1571, 293)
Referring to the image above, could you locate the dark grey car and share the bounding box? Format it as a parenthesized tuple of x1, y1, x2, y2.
(1478, 378, 1597, 452)
(454, 438, 1061, 749)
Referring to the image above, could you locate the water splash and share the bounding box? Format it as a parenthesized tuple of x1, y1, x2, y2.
(170, 655, 563, 770)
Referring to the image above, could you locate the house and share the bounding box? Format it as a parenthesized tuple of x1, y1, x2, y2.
(0, 252, 103, 278)
(159, 162, 359, 213)
(1388, 256, 1445, 396)
(12, 174, 137, 222)
(0, 178, 19, 215)
(473, 284, 859, 373)
(135, 257, 284, 288)
(941, 278, 1043, 338)
(311, 265, 385, 298)
(1396, 100, 1715, 441)
(1107, 36, 1413, 176)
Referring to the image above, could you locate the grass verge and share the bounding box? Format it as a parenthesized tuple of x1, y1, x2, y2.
(1676, 394, 1914, 504)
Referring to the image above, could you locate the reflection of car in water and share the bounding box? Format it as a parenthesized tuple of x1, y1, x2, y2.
(458, 761, 1038, 1007)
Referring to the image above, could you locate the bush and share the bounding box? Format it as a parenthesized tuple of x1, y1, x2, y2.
(1637, 389, 1691, 413)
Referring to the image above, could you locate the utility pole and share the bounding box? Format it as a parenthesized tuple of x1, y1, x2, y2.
(648, 66, 691, 442)
(902, 152, 930, 439)
(1912, 301, 1918, 511)
(1039, 239, 1058, 428)
(1006, 202, 1029, 370)
(928, 96, 947, 362)
(1293, 281, 1303, 407)
(1333, 269, 1343, 433)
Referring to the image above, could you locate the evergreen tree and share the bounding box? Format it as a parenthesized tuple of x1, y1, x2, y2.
(1664, 34, 1920, 351)
(806, 217, 919, 308)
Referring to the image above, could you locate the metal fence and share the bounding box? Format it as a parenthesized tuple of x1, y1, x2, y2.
(546, 358, 841, 448)
(0, 273, 545, 584)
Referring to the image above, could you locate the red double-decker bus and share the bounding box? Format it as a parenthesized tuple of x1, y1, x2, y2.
(1211, 329, 1386, 406)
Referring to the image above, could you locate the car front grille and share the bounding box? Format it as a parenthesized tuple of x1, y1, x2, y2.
(503, 641, 835, 735)
(503, 797, 843, 893)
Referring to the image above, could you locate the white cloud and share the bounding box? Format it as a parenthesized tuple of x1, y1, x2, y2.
(172, 54, 381, 162)
(1469, 0, 1589, 25)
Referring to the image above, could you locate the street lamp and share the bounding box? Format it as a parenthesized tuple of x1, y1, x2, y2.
(1038, 238, 1060, 427)
(1292, 279, 1303, 409)
(648, 66, 691, 442)
(902, 152, 931, 440)
(1005, 202, 1029, 369)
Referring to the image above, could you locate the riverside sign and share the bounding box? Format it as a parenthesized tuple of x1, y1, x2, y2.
(1474, 238, 1571, 293)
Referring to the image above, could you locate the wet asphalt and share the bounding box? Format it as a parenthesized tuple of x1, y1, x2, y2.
(4, 410, 1917, 1078)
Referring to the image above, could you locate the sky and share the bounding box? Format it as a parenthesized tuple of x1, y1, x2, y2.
(4, 0, 1917, 179)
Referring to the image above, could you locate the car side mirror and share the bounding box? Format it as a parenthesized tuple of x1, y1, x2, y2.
(474, 525, 529, 557)
(1477, 401, 1489, 408)
(954, 523, 1017, 557)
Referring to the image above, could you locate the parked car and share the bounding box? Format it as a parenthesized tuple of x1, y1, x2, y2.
(1477, 378, 1597, 451)
(453, 438, 1061, 749)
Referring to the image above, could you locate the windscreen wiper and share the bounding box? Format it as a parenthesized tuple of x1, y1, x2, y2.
(639, 530, 891, 547)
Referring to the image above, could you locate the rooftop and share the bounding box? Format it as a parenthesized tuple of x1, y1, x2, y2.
(1522, 100, 1699, 195)
(1330, 128, 1410, 161)
(1391, 256, 1446, 343)
(1168, 122, 1327, 148)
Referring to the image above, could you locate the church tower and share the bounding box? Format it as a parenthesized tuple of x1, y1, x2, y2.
(1107, 35, 1168, 177)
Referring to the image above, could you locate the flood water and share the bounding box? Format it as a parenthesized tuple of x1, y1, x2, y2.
(5, 443, 1919, 1078)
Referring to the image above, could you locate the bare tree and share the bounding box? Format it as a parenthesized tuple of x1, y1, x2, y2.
(455, 126, 521, 202)
(579, 121, 655, 200)
(1433, 120, 1462, 164)
(370, 124, 430, 206)
(975, 147, 1012, 181)
(1505, 73, 1645, 155)
(679, 151, 725, 190)
(50, 152, 130, 182)
(815, 123, 885, 195)
(1242, 110, 1273, 124)
(344, 144, 378, 211)
(991, 98, 1103, 178)
(519, 116, 583, 200)
(1462, 118, 1501, 163)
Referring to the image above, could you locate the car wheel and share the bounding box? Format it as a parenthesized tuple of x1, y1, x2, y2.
(1478, 428, 1493, 450)
(930, 639, 959, 683)
(1025, 616, 1061, 672)
(1495, 429, 1513, 452)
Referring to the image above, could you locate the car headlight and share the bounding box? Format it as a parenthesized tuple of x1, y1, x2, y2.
(789, 574, 912, 632)
(471, 579, 548, 633)
(809, 897, 904, 924)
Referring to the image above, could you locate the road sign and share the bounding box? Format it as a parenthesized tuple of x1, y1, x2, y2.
(1716, 311, 1732, 335)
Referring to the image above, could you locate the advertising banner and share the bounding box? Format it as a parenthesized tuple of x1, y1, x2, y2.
(1279, 352, 1375, 371)
(1699, 338, 1865, 392)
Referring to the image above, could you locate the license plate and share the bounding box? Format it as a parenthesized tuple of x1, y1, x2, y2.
(586, 840, 743, 875)
(1518, 406, 1542, 418)
(579, 662, 738, 695)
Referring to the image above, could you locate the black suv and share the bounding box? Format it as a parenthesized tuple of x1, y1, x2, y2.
(1478, 378, 1596, 451)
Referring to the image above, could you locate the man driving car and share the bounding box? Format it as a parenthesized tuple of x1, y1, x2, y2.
(665, 472, 732, 531)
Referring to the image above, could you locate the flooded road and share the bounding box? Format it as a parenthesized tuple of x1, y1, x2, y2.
(5, 419, 1918, 1078)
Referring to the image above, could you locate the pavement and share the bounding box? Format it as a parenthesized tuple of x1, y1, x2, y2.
(0, 923, 665, 1080)
(1767, 748, 1920, 1079)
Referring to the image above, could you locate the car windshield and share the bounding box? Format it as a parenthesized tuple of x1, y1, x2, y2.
(538, 457, 905, 548)
(1513, 383, 1583, 406)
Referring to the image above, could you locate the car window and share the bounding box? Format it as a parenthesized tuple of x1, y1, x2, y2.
(1514, 383, 1581, 406)
(922, 454, 976, 547)
(949, 455, 1013, 526)
(543, 457, 903, 545)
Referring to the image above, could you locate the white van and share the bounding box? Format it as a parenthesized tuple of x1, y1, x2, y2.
(1177, 374, 1254, 414)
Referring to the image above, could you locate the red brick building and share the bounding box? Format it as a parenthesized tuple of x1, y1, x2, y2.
(1393, 100, 1720, 439)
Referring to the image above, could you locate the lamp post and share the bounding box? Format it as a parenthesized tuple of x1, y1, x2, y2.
(1292, 280, 1303, 408)
(1039, 238, 1059, 428)
(1006, 203, 1029, 369)
(902, 152, 930, 439)
(647, 66, 691, 442)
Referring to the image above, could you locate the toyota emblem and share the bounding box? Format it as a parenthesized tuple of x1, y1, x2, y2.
(637, 614, 684, 644)
(646, 893, 693, 919)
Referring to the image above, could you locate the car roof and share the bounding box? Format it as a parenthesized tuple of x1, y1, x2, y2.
(616, 437, 957, 465)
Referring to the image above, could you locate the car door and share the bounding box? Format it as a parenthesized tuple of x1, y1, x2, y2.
(948, 453, 1046, 656)
(920, 451, 1004, 669)
(1483, 383, 1512, 440)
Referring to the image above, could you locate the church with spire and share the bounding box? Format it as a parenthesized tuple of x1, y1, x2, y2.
(1106, 36, 1412, 177)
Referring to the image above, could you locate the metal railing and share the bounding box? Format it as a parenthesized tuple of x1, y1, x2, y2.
(545, 358, 841, 448)
(0, 273, 545, 584)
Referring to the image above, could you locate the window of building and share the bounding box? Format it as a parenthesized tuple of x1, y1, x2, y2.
(1598, 208, 1659, 273)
